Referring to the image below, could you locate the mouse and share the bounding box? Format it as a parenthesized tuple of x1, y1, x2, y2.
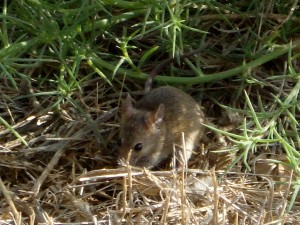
(119, 86, 205, 168)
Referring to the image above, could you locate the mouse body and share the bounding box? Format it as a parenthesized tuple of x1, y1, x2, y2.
(119, 86, 204, 168)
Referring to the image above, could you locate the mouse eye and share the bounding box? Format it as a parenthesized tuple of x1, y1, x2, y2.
(117, 138, 122, 146)
(134, 143, 143, 152)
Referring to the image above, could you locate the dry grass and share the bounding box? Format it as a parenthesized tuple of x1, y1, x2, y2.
(1, 75, 299, 224)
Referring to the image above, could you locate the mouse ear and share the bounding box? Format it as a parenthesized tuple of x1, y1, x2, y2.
(146, 104, 165, 128)
(121, 94, 134, 118)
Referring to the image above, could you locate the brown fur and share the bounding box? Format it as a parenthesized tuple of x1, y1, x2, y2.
(119, 86, 204, 168)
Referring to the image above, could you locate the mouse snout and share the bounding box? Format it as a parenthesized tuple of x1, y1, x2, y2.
(119, 152, 150, 168)
(134, 156, 149, 167)
(118, 148, 137, 164)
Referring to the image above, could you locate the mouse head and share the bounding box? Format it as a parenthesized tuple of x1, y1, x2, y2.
(119, 94, 166, 168)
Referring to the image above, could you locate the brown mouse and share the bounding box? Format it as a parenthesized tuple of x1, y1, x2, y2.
(119, 86, 204, 168)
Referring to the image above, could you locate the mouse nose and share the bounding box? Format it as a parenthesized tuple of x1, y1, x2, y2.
(119, 147, 134, 163)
